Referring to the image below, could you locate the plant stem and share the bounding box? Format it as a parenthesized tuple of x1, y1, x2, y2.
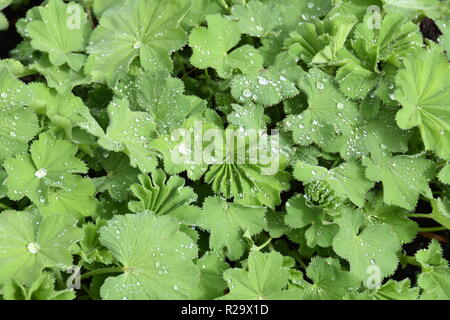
(217, 0, 229, 10)
(290, 250, 307, 269)
(53, 268, 64, 289)
(0, 202, 11, 210)
(402, 255, 421, 268)
(407, 213, 431, 219)
(81, 284, 96, 300)
(419, 226, 447, 232)
(254, 238, 272, 251)
(80, 266, 124, 280)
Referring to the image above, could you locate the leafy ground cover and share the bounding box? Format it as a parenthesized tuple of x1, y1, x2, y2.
(0, 0, 449, 300)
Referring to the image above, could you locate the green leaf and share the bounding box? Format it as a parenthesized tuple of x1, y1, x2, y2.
(27, 0, 91, 71)
(286, 14, 357, 65)
(79, 221, 113, 265)
(363, 194, 418, 244)
(0, 66, 32, 110)
(231, 0, 282, 37)
(116, 68, 206, 134)
(4, 133, 87, 205)
(151, 117, 213, 180)
(189, 14, 241, 78)
(439, 163, 450, 184)
(129, 169, 200, 225)
(86, 0, 191, 86)
(332, 209, 401, 281)
(42, 176, 98, 218)
(294, 161, 374, 207)
(190, 252, 229, 300)
(363, 155, 435, 210)
(0, 211, 81, 285)
(221, 251, 301, 300)
(28, 83, 103, 138)
(353, 12, 422, 64)
(357, 279, 420, 300)
(284, 195, 338, 248)
(0, 12, 8, 31)
(284, 68, 359, 147)
(436, 20, 450, 53)
(31, 57, 90, 94)
(228, 45, 264, 75)
(395, 47, 450, 159)
(98, 98, 158, 173)
(0, 107, 39, 162)
(383, 0, 443, 20)
(415, 240, 450, 300)
(227, 103, 268, 129)
(300, 257, 360, 300)
(331, 108, 410, 161)
(2, 272, 75, 300)
(99, 213, 200, 300)
(199, 197, 266, 261)
(231, 52, 300, 106)
(92, 151, 140, 202)
(335, 62, 377, 100)
(428, 197, 450, 230)
(205, 159, 291, 209)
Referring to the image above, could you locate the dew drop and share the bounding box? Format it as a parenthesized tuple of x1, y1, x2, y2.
(34, 168, 47, 179)
(243, 89, 253, 97)
(27, 242, 40, 254)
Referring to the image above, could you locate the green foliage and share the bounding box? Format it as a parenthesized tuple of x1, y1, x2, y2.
(0, 0, 449, 301)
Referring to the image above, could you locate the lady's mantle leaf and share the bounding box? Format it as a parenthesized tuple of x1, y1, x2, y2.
(231, 0, 282, 38)
(294, 161, 373, 207)
(300, 257, 360, 300)
(439, 163, 450, 184)
(0, 66, 32, 110)
(428, 197, 450, 230)
(199, 197, 267, 261)
(284, 195, 338, 248)
(332, 209, 401, 281)
(363, 195, 418, 244)
(86, 0, 191, 86)
(363, 155, 435, 210)
(284, 68, 358, 147)
(99, 213, 199, 300)
(2, 272, 76, 300)
(0, 107, 39, 162)
(220, 251, 301, 300)
(4, 133, 87, 205)
(28, 83, 103, 138)
(189, 14, 241, 78)
(231, 52, 300, 106)
(42, 176, 99, 219)
(190, 252, 229, 300)
(0, 211, 81, 285)
(129, 169, 200, 225)
(98, 98, 158, 173)
(27, 0, 91, 71)
(93, 151, 140, 202)
(415, 240, 450, 300)
(395, 47, 450, 159)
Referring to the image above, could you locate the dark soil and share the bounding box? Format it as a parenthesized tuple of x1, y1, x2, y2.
(421, 17, 443, 42)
